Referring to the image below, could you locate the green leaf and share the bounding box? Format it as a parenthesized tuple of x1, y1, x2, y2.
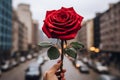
(38, 42, 53, 48)
(70, 42, 84, 50)
(47, 46, 60, 60)
(65, 48, 77, 59)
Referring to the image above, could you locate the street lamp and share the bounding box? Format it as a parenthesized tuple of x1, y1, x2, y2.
(90, 47, 100, 53)
(94, 48, 100, 53)
(90, 47, 96, 51)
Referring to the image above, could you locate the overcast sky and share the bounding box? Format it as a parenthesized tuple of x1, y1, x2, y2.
(12, 0, 119, 30)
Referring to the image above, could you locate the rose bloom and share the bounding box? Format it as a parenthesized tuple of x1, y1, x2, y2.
(42, 7, 83, 40)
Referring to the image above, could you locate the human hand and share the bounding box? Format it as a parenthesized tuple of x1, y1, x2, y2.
(43, 60, 66, 80)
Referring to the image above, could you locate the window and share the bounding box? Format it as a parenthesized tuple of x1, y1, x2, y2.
(2, 9, 4, 16)
(1, 27, 4, 33)
(0, 17, 1, 24)
(2, 18, 4, 25)
(0, 7, 1, 14)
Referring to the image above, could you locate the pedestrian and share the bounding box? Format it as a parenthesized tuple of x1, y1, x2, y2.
(43, 60, 66, 80)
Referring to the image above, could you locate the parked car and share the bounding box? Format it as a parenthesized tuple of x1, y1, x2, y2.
(20, 56, 26, 63)
(75, 60, 84, 68)
(37, 56, 44, 65)
(25, 62, 42, 80)
(10, 59, 18, 67)
(93, 62, 109, 73)
(43, 56, 49, 61)
(87, 59, 94, 68)
(82, 57, 89, 64)
(75, 60, 89, 73)
(96, 75, 120, 80)
(27, 54, 32, 60)
(10, 51, 20, 66)
(1, 60, 11, 71)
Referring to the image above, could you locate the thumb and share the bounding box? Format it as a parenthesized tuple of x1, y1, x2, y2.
(50, 61, 62, 73)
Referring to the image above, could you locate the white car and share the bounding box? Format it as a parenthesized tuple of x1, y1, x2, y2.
(37, 56, 44, 65)
(75, 60, 89, 73)
(82, 57, 89, 64)
(43, 56, 49, 61)
(20, 56, 26, 62)
(27, 54, 32, 60)
(95, 62, 109, 73)
(75, 60, 84, 68)
(25, 62, 41, 80)
(1, 61, 11, 71)
(87, 59, 94, 68)
(79, 65, 89, 73)
(11, 59, 18, 67)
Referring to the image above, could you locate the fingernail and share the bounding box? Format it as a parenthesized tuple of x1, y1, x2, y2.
(57, 60, 61, 63)
(62, 69, 66, 72)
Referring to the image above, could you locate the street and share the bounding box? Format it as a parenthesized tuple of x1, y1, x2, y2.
(41, 56, 99, 80)
(0, 59, 36, 80)
(0, 50, 99, 80)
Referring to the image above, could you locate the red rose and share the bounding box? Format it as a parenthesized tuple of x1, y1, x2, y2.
(42, 7, 83, 40)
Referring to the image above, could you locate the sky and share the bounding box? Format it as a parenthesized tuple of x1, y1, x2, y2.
(12, 0, 119, 30)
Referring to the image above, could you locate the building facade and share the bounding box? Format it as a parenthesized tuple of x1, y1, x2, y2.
(12, 10, 28, 53)
(12, 10, 19, 52)
(21, 23, 28, 51)
(32, 20, 39, 45)
(93, 13, 101, 48)
(100, 2, 120, 53)
(17, 4, 32, 48)
(0, 0, 12, 59)
(77, 19, 94, 51)
(77, 22, 87, 49)
(86, 20, 94, 50)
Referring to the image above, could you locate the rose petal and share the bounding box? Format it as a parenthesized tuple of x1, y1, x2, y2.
(45, 10, 56, 18)
(58, 32, 77, 40)
(42, 24, 52, 38)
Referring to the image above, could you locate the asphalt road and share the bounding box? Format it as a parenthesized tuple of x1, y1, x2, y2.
(41, 57, 99, 80)
(40, 50, 99, 80)
(0, 49, 99, 80)
(0, 59, 36, 80)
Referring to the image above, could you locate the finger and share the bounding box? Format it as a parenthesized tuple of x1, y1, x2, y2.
(56, 72, 64, 77)
(57, 60, 61, 63)
(55, 71, 60, 76)
(43, 71, 47, 80)
(55, 69, 66, 76)
(49, 61, 62, 73)
(62, 69, 66, 73)
(61, 78, 66, 80)
(58, 77, 66, 80)
(60, 73, 64, 78)
(56, 71, 66, 78)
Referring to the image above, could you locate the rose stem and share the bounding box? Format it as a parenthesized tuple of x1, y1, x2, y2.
(60, 40, 64, 75)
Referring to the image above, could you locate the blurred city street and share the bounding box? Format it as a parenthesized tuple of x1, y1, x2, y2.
(0, 50, 99, 80)
(0, 59, 36, 80)
(0, 59, 35, 80)
(0, 49, 120, 80)
(41, 52, 99, 80)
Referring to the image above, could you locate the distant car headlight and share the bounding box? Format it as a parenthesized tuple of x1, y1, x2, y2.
(76, 64, 80, 68)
